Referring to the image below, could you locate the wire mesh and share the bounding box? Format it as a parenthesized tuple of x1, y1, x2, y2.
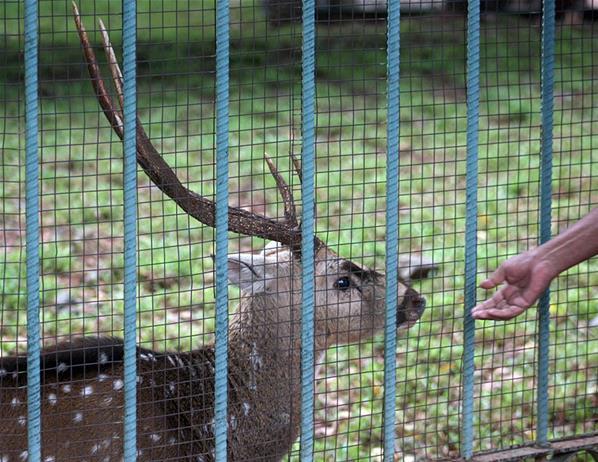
(0, 0, 596, 461)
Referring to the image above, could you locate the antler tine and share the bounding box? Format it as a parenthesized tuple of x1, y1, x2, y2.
(98, 18, 124, 112)
(72, 3, 303, 248)
(263, 153, 298, 229)
(72, 1, 124, 137)
(289, 150, 302, 183)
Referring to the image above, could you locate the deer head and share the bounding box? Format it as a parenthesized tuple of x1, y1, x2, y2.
(228, 242, 426, 355)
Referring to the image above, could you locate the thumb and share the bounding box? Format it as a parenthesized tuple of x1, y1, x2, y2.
(480, 264, 506, 289)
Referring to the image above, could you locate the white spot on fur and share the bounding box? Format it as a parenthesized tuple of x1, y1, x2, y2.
(113, 379, 124, 391)
(11, 397, 20, 407)
(228, 415, 237, 431)
(247, 343, 262, 391)
(140, 352, 156, 362)
(136, 375, 143, 384)
(250, 343, 263, 370)
(97, 373, 109, 382)
(48, 393, 57, 405)
(1, 454, 10, 462)
(19, 451, 28, 461)
(0, 368, 6, 377)
(149, 433, 161, 443)
(90, 444, 100, 455)
(62, 384, 71, 393)
(168, 436, 177, 445)
(73, 412, 83, 423)
(44, 456, 55, 462)
(168, 382, 176, 393)
(17, 416, 26, 426)
(242, 402, 250, 415)
(167, 356, 176, 367)
(81, 385, 93, 397)
(102, 396, 113, 407)
(56, 362, 68, 373)
(99, 352, 108, 364)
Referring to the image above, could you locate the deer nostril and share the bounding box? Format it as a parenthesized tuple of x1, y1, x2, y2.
(411, 293, 426, 311)
(397, 287, 426, 327)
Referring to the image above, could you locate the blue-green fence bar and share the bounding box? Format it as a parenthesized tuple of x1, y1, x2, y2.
(300, 0, 317, 459)
(461, 0, 481, 456)
(25, 0, 41, 461)
(215, 0, 231, 458)
(383, 0, 401, 458)
(537, 0, 556, 447)
(122, 0, 138, 460)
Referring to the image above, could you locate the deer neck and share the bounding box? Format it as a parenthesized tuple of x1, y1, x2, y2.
(225, 286, 325, 459)
(229, 289, 303, 394)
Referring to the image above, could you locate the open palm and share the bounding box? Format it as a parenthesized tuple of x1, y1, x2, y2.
(471, 252, 556, 321)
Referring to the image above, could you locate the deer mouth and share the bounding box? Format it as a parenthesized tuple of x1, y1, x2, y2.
(397, 287, 426, 328)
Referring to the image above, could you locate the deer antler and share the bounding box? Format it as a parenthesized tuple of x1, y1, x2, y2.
(72, 2, 318, 250)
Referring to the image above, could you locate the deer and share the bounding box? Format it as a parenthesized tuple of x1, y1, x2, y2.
(0, 4, 433, 461)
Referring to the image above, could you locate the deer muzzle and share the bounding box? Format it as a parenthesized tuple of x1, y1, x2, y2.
(397, 287, 426, 328)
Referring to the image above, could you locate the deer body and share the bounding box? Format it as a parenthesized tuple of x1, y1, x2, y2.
(0, 7, 431, 460)
(0, 245, 425, 461)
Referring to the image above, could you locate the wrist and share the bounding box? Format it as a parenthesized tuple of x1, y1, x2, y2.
(535, 208, 598, 275)
(533, 243, 568, 279)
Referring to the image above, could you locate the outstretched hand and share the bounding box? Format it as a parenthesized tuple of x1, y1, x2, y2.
(471, 251, 557, 321)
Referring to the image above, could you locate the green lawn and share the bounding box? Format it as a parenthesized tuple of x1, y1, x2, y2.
(1, 3, 597, 460)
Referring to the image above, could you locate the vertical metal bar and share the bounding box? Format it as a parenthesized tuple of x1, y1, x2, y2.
(383, 0, 401, 458)
(214, 0, 230, 458)
(122, 0, 138, 460)
(24, 0, 41, 460)
(300, 0, 316, 459)
(461, 0, 481, 457)
(537, 0, 555, 447)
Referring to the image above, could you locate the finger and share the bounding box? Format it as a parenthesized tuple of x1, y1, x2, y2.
(472, 304, 527, 321)
(479, 265, 506, 289)
(471, 295, 528, 320)
(471, 288, 522, 319)
(471, 291, 506, 318)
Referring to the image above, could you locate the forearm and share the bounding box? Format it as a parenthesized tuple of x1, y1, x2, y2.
(533, 207, 598, 276)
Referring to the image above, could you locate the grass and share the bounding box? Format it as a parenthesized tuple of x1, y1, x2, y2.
(1, 2, 597, 460)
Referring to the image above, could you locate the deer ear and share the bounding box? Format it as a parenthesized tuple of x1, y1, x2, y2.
(398, 254, 439, 282)
(227, 253, 267, 292)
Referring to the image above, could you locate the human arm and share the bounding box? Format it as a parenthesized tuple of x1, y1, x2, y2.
(471, 207, 598, 321)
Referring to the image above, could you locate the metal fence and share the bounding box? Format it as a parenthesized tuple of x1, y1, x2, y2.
(1, 0, 596, 460)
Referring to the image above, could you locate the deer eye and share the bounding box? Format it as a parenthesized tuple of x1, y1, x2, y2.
(334, 276, 351, 291)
